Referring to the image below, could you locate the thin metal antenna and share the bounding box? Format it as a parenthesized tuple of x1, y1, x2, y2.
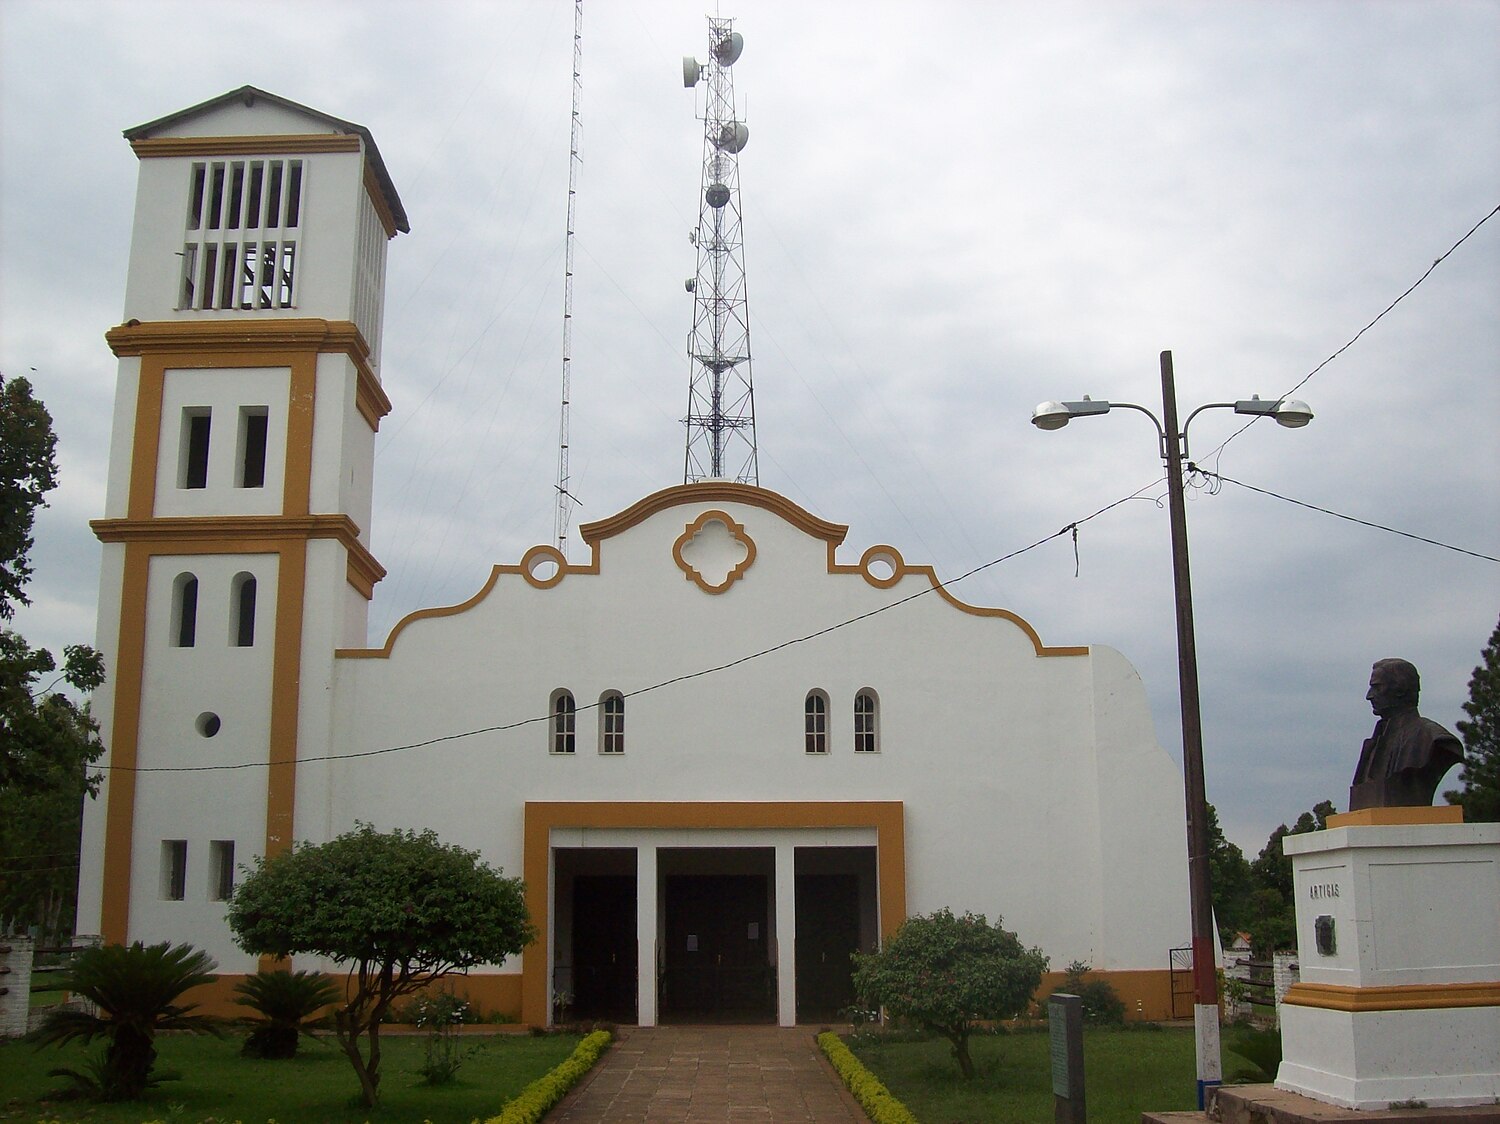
(554, 0, 583, 555)
(682, 17, 758, 484)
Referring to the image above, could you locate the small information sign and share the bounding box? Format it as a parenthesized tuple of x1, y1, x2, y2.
(1049, 992, 1086, 1123)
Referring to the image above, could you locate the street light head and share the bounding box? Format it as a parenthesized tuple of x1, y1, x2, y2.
(1031, 398, 1113, 430)
(1031, 401, 1073, 430)
(1232, 395, 1314, 429)
(1271, 399, 1313, 428)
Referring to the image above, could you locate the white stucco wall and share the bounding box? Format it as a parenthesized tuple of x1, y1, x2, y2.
(311, 489, 1190, 974)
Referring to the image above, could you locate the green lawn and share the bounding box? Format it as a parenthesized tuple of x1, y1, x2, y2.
(0, 1030, 581, 1123)
(848, 1025, 1200, 1124)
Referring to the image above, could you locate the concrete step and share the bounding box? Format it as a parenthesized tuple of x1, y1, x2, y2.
(1141, 1085, 1500, 1124)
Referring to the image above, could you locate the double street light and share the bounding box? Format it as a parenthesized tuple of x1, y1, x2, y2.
(1032, 350, 1311, 1108)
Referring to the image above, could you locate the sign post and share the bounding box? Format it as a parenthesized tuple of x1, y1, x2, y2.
(1050, 992, 1086, 1123)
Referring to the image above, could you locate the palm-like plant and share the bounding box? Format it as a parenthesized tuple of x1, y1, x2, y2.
(29, 941, 219, 1100)
(234, 968, 338, 1058)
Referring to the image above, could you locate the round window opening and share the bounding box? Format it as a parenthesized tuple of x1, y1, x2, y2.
(196, 712, 221, 738)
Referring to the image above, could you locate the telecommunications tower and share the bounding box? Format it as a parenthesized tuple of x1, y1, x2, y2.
(682, 18, 758, 484)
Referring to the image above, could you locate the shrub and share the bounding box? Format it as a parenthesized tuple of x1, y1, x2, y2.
(1224, 1024, 1282, 1083)
(407, 988, 474, 1085)
(234, 969, 338, 1059)
(1050, 960, 1125, 1026)
(818, 1031, 919, 1124)
(481, 1028, 612, 1124)
(852, 907, 1047, 1079)
(28, 941, 220, 1100)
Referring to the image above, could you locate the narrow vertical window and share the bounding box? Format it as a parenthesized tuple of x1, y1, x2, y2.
(209, 840, 235, 901)
(207, 163, 225, 229)
(187, 163, 207, 230)
(180, 408, 211, 489)
(218, 242, 238, 309)
(267, 162, 284, 227)
(600, 692, 625, 754)
(173, 573, 199, 648)
(245, 162, 265, 228)
(237, 242, 258, 308)
(805, 690, 829, 754)
(285, 161, 303, 226)
(276, 242, 297, 306)
(232, 573, 257, 647)
(200, 243, 219, 308)
(855, 690, 880, 753)
(161, 840, 187, 901)
(551, 690, 576, 754)
(179, 244, 198, 309)
(227, 163, 245, 228)
(238, 407, 268, 487)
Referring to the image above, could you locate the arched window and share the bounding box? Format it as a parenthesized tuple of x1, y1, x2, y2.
(804, 690, 829, 754)
(600, 692, 625, 754)
(172, 573, 199, 648)
(855, 689, 880, 753)
(550, 690, 576, 754)
(231, 573, 257, 647)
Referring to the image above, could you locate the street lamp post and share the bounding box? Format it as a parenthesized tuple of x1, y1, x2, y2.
(1032, 350, 1311, 1109)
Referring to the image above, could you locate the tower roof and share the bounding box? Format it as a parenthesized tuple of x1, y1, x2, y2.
(124, 85, 409, 234)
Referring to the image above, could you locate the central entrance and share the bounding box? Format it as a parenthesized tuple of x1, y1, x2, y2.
(530, 807, 904, 1028)
(659, 848, 776, 1022)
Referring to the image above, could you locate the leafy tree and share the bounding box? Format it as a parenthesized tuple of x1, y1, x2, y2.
(1445, 614, 1500, 822)
(29, 941, 220, 1100)
(0, 373, 105, 939)
(851, 907, 1047, 1079)
(234, 968, 339, 1059)
(0, 373, 59, 618)
(1206, 801, 1254, 945)
(1246, 799, 1335, 955)
(227, 824, 534, 1107)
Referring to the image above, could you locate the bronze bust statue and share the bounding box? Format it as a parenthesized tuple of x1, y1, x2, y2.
(1349, 658, 1463, 811)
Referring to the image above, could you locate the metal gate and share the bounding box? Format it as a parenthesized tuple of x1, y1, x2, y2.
(1168, 946, 1194, 1019)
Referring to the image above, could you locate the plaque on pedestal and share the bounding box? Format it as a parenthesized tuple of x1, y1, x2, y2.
(1275, 811, 1500, 1110)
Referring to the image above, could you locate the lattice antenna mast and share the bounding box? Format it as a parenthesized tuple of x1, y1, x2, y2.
(554, 0, 583, 555)
(682, 19, 758, 484)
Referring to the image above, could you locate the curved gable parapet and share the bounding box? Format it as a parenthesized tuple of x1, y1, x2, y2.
(579, 482, 847, 547)
(830, 545, 1086, 659)
(342, 485, 1084, 661)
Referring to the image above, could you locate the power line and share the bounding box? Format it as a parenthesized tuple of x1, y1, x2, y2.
(1191, 465, 1499, 564)
(1207, 202, 1500, 462)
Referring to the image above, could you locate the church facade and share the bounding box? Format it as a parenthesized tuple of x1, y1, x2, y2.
(78, 88, 1191, 1025)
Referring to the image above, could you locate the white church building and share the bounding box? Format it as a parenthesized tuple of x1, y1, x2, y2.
(79, 87, 1192, 1026)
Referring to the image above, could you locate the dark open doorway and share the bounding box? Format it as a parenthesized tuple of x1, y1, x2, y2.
(553, 848, 637, 1023)
(795, 846, 877, 1022)
(795, 874, 860, 1020)
(571, 875, 637, 1021)
(658, 847, 776, 1023)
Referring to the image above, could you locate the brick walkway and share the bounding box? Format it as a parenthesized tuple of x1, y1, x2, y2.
(548, 1024, 867, 1123)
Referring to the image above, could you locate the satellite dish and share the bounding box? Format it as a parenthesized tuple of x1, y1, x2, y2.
(705, 182, 731, 209)
(683, 56, 701, 87)
(715, 121, 749, 153)
(712, 31, 744, 66)
(684, 278, 697, 292)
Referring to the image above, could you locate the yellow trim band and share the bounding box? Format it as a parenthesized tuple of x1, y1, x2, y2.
(1327, 807, 1464, 828)
(1283, 981, 1500, 1012)
(130, 135, 362, 159)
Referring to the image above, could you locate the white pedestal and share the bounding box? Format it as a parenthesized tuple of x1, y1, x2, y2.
(1275, 812, 1500, 1110)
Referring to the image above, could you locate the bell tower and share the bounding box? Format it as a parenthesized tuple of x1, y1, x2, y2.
(79, 88, 408, 956)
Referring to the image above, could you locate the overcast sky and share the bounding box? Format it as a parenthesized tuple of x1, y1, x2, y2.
(3, 0, 1497, 861)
